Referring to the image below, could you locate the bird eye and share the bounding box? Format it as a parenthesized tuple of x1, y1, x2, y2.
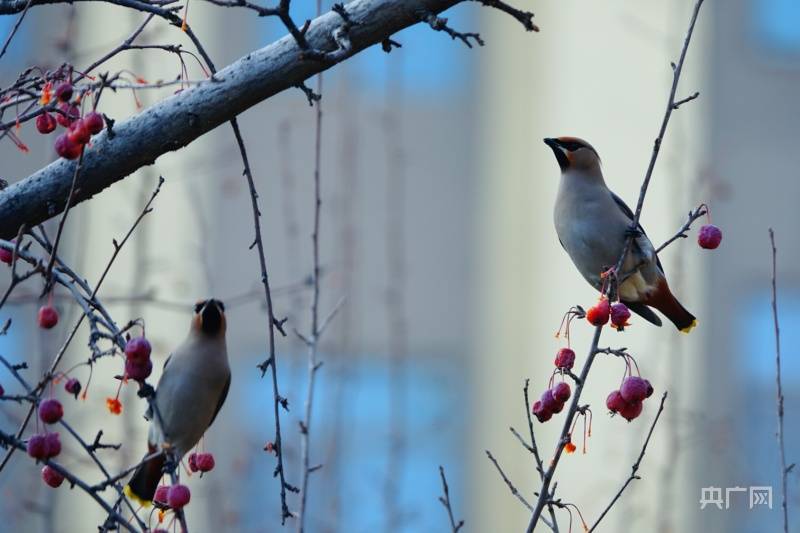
(561, 141, 584, 152)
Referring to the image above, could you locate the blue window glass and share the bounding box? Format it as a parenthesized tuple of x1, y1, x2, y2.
(752, 0, 800, 56)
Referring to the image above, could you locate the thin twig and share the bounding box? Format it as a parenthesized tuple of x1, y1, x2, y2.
(438, 466, 464, 532)
(655, 204, 707, 254)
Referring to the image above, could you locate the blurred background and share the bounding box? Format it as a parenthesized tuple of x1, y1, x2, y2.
(0, 0, 798, 531)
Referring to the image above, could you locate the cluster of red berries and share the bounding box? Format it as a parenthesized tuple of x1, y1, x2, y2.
(154, 483, 191, 509)
(27, 432, 61, 461)
(586, 297, 631, 330)
(188, 452, 215, 475)
(532, 381, 571, 423)
(35, 81, 104, 160)
(124, 336, 153, 382)
(606, 376, 654, 421)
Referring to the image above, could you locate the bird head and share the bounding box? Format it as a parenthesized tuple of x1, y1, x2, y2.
(192, 299, 226, 337)
(543, 137, 601, 173)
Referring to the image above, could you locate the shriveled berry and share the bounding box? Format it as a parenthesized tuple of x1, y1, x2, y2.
(83, 111, 104, 135)
(618, 400, 643, 421)
(67, 119, 91, 145)
(554, 348, 576, 370)
(606, 390, 626, 413)
(620, 376, 650, 403)
(167, 484, 191, 509)
(54, 133, 82, 160)
(125, 358, 152, 382)
(586, 298, 610, 326)
(610, 303, 631, 330)
(196, 453, 215, 472)
(37, 305, 59, 329)
(39, 399, 64, 424)
(188, 452, 199, 473)
(125, 336, 152, 364)
(42, 465, 65, 488)
(154, 485, 170, 506)
(698, 224, 722, 250)
(35, 112, 57, 134)
(532, 400, 552, 423)
(44, 432, 61, 458)
(55, 82, 73, 103)
(55, 103, 79, 127)
(64, 378, 81, 398)
(552, 382, 571, 403)
(27, 434, 47, 459)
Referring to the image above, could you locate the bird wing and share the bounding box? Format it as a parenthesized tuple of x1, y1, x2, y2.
(609, 191, 664, 273)
(208, 373, 230, 427)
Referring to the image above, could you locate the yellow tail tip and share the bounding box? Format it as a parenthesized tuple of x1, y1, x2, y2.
(124, 484, 152, 508)
(680, 319, 698, 334)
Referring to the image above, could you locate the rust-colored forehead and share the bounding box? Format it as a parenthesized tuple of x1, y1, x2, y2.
(556, 136, 592, 148)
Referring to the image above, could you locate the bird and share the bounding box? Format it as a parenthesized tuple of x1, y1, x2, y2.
(544, 136, 696, 332)
(124, 298, 231, 505)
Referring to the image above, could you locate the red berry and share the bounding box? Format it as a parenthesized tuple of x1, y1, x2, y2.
(125, 336, 152, 364)
(196, 453, 215, 472)
(532, 400, 552, 423)
(606, 390, 627, 413)
(188, 452, 199, 473)
(54, 133, 82, 160)
(55, 82, 73, 103)
(44, 432, 61, 458)
(620, 376, 650, 403)
(27, 434, 47, 459)
(586, 298, 610, 326)
(550, 399, 565, 414)
(154, 485, 170, 506)
(39, 399, 63, 424)
(552, 382, 571, 403)
(124, 358, 152, 382)
(554, 348, 576, 370)
(83, 111, 104, 135)
(618, 400, 643, 421)
(698, 224, 722, 249)
(37, 305, 59, 329)
(42, 465, 65, 488)
(540, 389, 560, 413)
(0, 246, 11, 265)
(167, 484, 191, 509)
(55, 103, 79, 127)
(64, 378, 81, 398)
(35, 112, 57, 134)
(67, 119, 91, 145)
(644, 379, 654, 398)
(610, 303, 631, 330)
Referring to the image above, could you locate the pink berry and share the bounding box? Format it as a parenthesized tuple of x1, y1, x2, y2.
(35, 112, 57, 134)
(67, 119, 91, 145)
(125, 337, 152, 364)
(698, 224, 722, 249)
(44, 432, 61, 458)
(37, 305, 59, 329)
(552, 382, 571, 403)
(540, 389, 560, 413)
(42, 465, 65, 488)
(554, 348, 576, 370)
(27, 434, 47, 460)
(167, 484, 191, 509)
(188, 452, 199, 473)
(618, 400, 643, 421)
(55, 82, 73, 103)
(644, 379, 654, 398)
(124, 358, 152, 382)
(0, 246, 11, 265)
(55, 103, 79, 127)
(64, 378, 81, 398)
(196, 453, 215, 472)
(154, 485, 170, 506)
(620, 376, 650, 403)
(54, 133, 82, 160)
(83, 111, 104, 135)
(606, 390, 627, 413)
(39, 399, 63, 424)
(586, 298, 610, 326)
(532, 400, 552, 423)
(610, 303, 631, 329)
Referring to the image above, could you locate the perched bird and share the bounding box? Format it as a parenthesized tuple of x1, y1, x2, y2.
(125, 299, 231, 504)
(544, 136, 696, 332)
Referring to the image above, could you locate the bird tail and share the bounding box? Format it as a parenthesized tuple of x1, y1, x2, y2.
(645, 278, 697, 333)
(124, 447, 165, 506)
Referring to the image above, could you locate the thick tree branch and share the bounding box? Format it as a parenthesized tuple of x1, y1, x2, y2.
(0, 0, 479, 239)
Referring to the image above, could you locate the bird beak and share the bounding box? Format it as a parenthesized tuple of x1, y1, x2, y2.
(544, 138, 569, 171)
(543, 137, 560, 150)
